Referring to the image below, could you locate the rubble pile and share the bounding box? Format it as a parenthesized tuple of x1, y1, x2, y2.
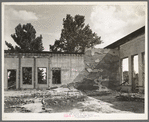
(4, 87, 87, 113)
(63, 79, 112, 96)
(43, 87, 86, 105)
(4, 97, 35, 113)
(74, 79, 99, 91)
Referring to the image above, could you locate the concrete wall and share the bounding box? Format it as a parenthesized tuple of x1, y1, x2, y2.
(50, 54, 84, 87)
(120, 34, 145, 58)
(75, 48, 120, 91)
(4, 32, 144, 92)
(4, 52, 84, 90)
(119, 33, 145, 92)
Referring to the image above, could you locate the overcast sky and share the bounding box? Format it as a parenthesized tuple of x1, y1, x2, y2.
(3, 2, 146, 51)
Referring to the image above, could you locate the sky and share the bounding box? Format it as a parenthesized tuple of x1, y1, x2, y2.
(3, 2, 146, 51)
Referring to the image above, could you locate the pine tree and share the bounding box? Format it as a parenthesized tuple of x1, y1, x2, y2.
(50, 14, 102, 53)
(5, 23, 44, 52)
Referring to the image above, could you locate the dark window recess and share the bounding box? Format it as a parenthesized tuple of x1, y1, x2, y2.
(22, 67, 32, 85)
(8, 70, 16, 90)
(52, 68, 61, 84)
(38, 68, 47, 84)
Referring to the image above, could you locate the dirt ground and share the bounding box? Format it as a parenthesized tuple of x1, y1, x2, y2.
(4, 89, 144, 113)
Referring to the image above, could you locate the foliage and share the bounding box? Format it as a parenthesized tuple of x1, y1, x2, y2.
(38, 68, 47, 84)
(50, 14, 102, 53)
(5, 23, 44, 52)
(22, 67, 32, 84)
(123, 71, 129, 83)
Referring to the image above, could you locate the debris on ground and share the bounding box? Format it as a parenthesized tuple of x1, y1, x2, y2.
(83, 90, 111, 96)
(4, 87, 87, 113)
(115, 93, 144, 102)
(4, 87, 144, 113)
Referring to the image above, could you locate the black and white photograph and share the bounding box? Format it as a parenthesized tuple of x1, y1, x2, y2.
(2, 2, 148, 120)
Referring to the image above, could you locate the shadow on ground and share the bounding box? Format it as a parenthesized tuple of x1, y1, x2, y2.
(92, 94, 144, 113)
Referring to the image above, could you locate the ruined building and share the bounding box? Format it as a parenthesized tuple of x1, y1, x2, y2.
(4, 52, 84, 89)
(105, 26, 145, 93)
(4, 26, 145, 93)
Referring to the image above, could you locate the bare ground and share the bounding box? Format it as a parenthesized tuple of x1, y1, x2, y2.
(4, 89, 144, 113)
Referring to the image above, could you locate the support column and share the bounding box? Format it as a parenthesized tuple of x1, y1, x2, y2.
(18, 54, 21, 89)
(142, 52, 145, 87)
(138, 53, 143, 86)
(120, 59, 123, 84)
(48, 55, 51, 88)
(128, 55, 133, 86)
(34, 57, 36, 89)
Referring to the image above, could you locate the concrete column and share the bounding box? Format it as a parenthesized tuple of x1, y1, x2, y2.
(138, 53, 143, 86)
(48, 55, 52, 88)
(70, 54, 72, 78)
(142, 52, 145, 87)
(48, 56, 50, 88)
(18, 55, 21, 89)
(33, 57, 36, 89)
(4, 68, 7, 90)
(120, 59, 122, 84)
(69, 54, 71, 80)
(128, 55, 132, 85)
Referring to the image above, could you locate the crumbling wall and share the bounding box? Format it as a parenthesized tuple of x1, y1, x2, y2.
(74, 48, 120, 91)
(119, 33, 145, 93)
(4, 52, 50, 90)
(4, 52, 84, 90)
(50, 54, 84, 87)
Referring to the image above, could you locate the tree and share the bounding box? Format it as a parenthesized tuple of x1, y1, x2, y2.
(123, 71, 129, 84)
(38, 68, 47, 84)
(5, 23, 44, 52)
(22, 67, 32, 84)
(49, 14, 102, 53)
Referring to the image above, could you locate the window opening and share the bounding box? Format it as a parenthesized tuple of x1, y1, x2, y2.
(132, 55, 139, 92)
(122, 58, 129, 85)
(7, 70, 16, 89)
(38, 67, 47, 84)
(22, 67, 32, 85)
(52, 68, 61, 84)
